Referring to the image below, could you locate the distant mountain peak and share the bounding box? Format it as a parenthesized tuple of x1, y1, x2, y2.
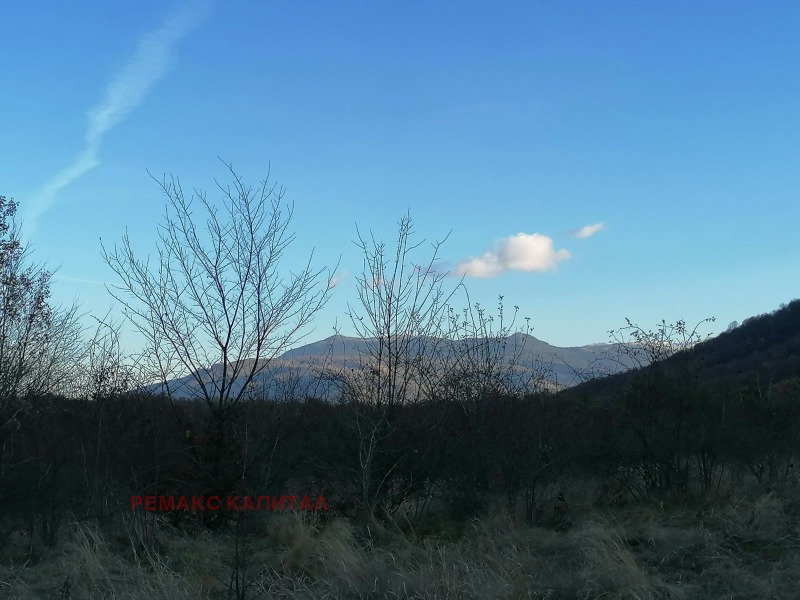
(148, 331, 636, 399)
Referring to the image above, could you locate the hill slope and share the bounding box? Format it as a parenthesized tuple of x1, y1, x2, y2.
(563, 299, 800, 402)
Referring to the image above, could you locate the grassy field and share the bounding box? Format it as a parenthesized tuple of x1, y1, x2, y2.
(3, 478, 800, 600)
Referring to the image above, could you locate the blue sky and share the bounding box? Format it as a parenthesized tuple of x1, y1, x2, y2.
(2, 1, 799, 351)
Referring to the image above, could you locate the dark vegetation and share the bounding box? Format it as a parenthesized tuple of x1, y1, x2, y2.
(1, 174, 800, 598)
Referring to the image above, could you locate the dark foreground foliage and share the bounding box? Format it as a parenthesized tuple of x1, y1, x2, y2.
(1, 303, 800, 598)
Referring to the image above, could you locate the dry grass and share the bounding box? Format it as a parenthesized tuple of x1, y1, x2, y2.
(0, 520, 195, 599)
(3, 487, 800, 599)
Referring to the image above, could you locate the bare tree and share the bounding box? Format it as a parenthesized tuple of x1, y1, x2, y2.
(0, 195, 85, 406)
(609, 317, 715, 370)
(22, 301, 85, 397)
(323, 214, 460, 522)
(606, 317, 716, 500)
(102, 162, 334, 419)
(339, 214, 458, 408)
(421, 294, 556, 522)
(437, 294, 553, 414)
(75, 314, 149, 400)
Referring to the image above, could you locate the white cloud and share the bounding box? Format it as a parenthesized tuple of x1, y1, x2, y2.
(453, 233, 571, 278)
(328, 272, 348, 289)
(570, 222, 605, 238)
(23, 1, 210, 238)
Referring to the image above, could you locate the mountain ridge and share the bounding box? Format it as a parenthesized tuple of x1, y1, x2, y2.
(140, 299, 800, 401)
(149, 332, 636, 400)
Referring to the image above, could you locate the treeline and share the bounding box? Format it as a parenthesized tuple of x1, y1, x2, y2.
(2, 352, 799, 546)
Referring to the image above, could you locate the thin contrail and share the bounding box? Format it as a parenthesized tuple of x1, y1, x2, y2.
(52, 275, 109, 286)
(23, 0, 210, 238)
